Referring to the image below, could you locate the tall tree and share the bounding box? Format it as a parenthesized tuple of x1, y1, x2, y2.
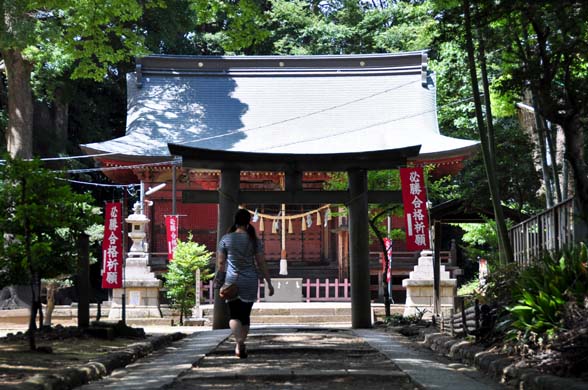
(496, 1, 588, 237)
(0, 0, 148, 158)
(0, 157, 98, 350)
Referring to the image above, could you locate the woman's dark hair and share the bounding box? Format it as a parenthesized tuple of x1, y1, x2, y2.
(228, 208, 258, 250)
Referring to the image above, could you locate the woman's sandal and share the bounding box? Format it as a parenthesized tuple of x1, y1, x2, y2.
(235, 343, 248, 359)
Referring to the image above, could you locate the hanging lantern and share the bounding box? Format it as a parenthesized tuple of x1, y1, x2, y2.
(288, 219, 293, 234)
(259, 216, 265, 232)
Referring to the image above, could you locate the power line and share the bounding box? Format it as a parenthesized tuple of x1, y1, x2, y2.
(257, 95, 477, 152)
(57, 177, 140, 188)
(0, 151, 117, 164)
(40, 152, 117, 161)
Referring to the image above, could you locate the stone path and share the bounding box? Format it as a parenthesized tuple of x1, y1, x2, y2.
(77, 326, 508, 390)
(357, 329, 505, 390)
(171, 328, 413, 389)
(78, 329, 230, 389)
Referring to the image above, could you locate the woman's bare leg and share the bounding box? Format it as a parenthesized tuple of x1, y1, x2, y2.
(230, 319, 244, 343)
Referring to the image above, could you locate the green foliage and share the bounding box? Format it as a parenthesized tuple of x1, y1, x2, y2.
(385, 309, 429, 326)
(265, 0, 436, 55)
(478, 262, 520, 307)
(0, 156, 99, 287)
(458, 221, 500, 263)
(164, 234, 213, 323)
(506, 244, 588, 341)
(1, 0, 150, 82)
(457, 277, 479, 297)
(455, 117, 542, 216)
(189, 0, 271, 53)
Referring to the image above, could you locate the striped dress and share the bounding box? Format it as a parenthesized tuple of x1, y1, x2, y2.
(218, 232, 263, 303)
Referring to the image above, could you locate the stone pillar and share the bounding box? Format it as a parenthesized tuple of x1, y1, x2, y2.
(213, 169, 240, 330)
(109, 202, 162, 319)
(348, 169, 371, 328)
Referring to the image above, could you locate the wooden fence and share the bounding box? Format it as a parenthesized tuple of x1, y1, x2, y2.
(435, 298, 494, 340)
(508, 197, 575, 265)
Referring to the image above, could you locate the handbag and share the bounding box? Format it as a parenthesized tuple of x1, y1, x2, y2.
(219, 282, 239, 300)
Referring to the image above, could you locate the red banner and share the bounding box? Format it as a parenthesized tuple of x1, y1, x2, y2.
(383, 237, 393, 283)
(400, 167, 430, 251)
(165, 215, 179, 261)
(101, 202, 123, 289)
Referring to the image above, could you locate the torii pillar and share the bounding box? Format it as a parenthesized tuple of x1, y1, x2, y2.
(212, 169, 240, 329)
(348, 169, 372, 328)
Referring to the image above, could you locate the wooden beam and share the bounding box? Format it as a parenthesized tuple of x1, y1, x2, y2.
(169, 144, 421, 172)
(183, 190, 402, 204)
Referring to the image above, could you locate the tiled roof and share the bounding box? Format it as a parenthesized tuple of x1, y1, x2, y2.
(82, 52, 478, 161)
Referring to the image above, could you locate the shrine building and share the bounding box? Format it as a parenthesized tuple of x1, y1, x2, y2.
(82, 52, 478, 306)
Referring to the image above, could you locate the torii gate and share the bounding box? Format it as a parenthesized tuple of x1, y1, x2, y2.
(168, 144, 421, 329)
(81, 52, 479, 328)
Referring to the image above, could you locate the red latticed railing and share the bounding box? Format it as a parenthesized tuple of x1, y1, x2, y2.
(508, 197, 575, 265)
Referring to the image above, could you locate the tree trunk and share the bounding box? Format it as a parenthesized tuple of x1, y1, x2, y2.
(44, 283, 56, 327)
(531, 94, 554, 208)
(28, 279, 37, 351)
(3, 49, 33, 159)
(476, 22, 513, 263)
(544, 120, 562, 203)
(180, 290, 185, 326)
(53, 88, 69, 154)
(464, 0, 512, 263)
(368, 217, 391, 318)
(35, 274, 43, 330)
(561, 114, 588, 241)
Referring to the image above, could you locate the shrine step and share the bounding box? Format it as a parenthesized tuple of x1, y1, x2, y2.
(250, 314, 352, 324)
(202, 305, 356, 325)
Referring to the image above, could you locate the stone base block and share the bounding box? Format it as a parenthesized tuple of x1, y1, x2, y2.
(108, 305, 162, 319)
(264, 278, 303, 302)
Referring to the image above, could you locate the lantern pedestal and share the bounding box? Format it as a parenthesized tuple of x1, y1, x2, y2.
(109, 202, 162, 319)
(402, 250, 456, 318)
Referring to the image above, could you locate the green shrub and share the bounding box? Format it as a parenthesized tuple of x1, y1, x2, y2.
(164, 234, 213, 325)
(507, 243, 588, 340)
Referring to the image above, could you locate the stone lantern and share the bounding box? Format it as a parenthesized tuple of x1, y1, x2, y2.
(108, 202, 162, 319)
(127, 202, 149, 254)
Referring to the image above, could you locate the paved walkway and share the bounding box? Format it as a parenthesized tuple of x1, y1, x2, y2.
(75, 325, 507, 390)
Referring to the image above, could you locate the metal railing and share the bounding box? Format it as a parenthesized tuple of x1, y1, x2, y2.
(508, 197, 575, 265)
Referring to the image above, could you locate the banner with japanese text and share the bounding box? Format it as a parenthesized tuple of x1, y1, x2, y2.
(400, 167, 430, 251)
(101, 202, 123, 289)
(165, 215, 179, 261)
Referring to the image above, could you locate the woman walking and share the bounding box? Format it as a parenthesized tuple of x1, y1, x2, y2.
(215, 208, 274, 358)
